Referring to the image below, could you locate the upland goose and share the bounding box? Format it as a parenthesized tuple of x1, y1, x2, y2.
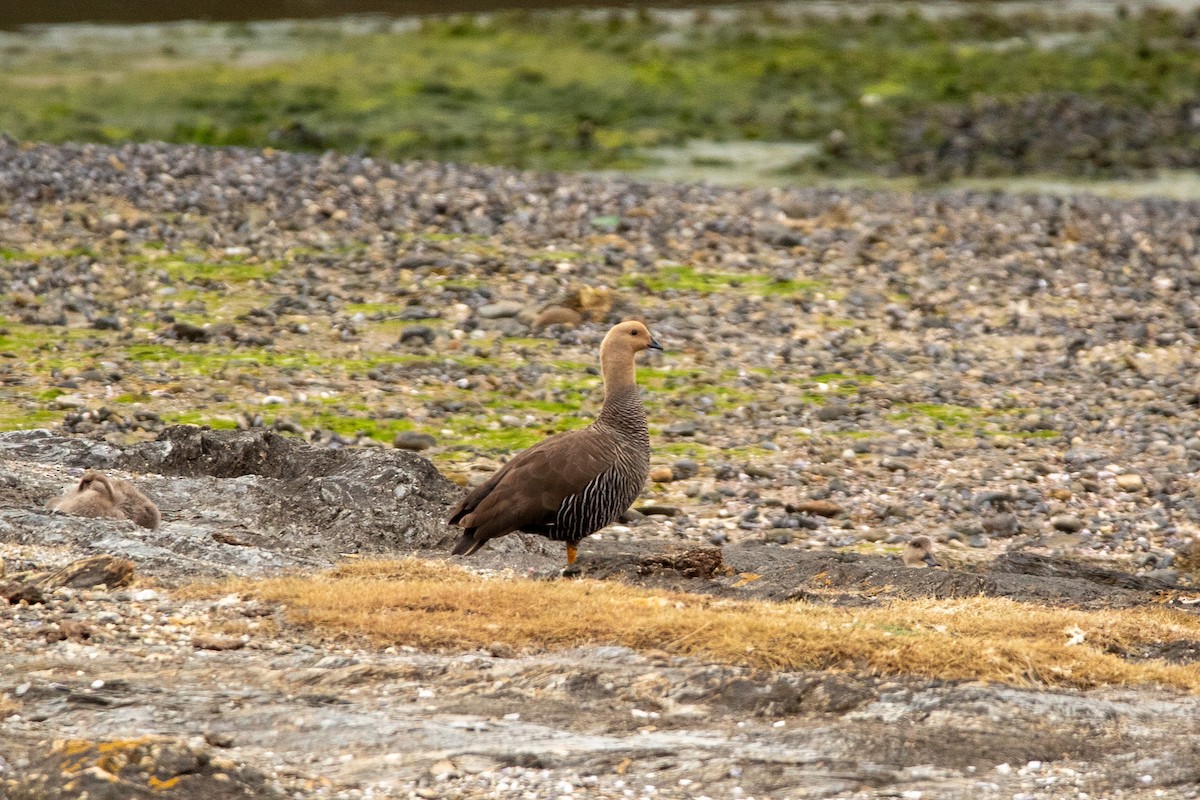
(48, 470, 160, 529)
(449, 320, 662, 567)
(48, 470, 125, 522)
(106, 472, 161, 530)
(902, 535, 940, 568)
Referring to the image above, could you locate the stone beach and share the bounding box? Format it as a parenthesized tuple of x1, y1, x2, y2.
(2, 140, 1200, 797)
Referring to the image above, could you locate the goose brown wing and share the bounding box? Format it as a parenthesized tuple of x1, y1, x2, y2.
(449, 427, 616, 540)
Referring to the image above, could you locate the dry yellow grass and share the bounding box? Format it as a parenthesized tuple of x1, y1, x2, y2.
(212, 559, 1200, 691)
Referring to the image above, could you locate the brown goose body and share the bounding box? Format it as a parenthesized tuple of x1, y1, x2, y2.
(106, 473, 161, 530)
(449, 320, 662, 565)
(47, 470, 161, 529)
(48, 471, 125, 522)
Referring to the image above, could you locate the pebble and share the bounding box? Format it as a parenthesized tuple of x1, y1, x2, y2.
(394, 431, 437, 451)
(1050, 514, 1084, 533)
(477, 301, 523, 319)
(645, 465, 673, 483)
(1115, 473, 1144, 492)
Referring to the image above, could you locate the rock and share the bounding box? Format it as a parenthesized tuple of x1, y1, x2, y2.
(477, 301, 523, 319)
(1064, 448, 1104, 465)
(648, 466, 675, 483)
(636, 547, 724, 580)
(744, 464, 775, 479)
(393, 431, 437, 451)
(815, 403, 853, 421)
(204, 732, 235, 748)
(671, 459, 699, 480)
(193, 633, 247, 651)
(982, 513, 1020, 537)
(42, 554, 135, 589)
(399, 325, 436, 345)
(5, 737, 282, 798)
(92, 314, 122, 330)
(636, 505, 681, 517)
(50, 393, 86, 410)
(790, 499, 844, 518)
(1, 580, 45, 605)
(172, 321, 210, 342)
(1050, 514, 1084, 533)
(399, 306, 440, 320)
(1116, 473, 1145, 492)
(663, 420, 698, 437)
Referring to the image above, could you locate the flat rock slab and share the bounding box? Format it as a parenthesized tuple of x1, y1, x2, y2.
(0, 426, 548, 580)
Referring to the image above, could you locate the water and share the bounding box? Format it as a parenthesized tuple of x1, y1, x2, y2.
(0, 0, 725, 30)
(8, 0, 1200, 29)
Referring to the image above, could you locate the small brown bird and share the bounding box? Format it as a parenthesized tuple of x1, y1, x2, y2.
(47, 470, 160, 529)
(47, 471, 125, 522)
(449, 320, 663, 568)
(902, 535, 941, 568)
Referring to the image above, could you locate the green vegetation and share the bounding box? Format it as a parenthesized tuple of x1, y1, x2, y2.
(623, 265, 823, 296)
(2, 7, 1199, 176)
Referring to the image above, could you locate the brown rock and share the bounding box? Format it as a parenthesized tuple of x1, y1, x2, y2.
(192, 633, 247, 651)
(1, 580, 45, 605)
(790, 499, 845, 517)
(637, 547, 725, 580)
(42, 554, 135, 590)
(649, 466, 675, 483)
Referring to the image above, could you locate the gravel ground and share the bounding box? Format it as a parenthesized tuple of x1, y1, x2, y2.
(4, 140, 1200, 797)
(3, 138, 1200, 575)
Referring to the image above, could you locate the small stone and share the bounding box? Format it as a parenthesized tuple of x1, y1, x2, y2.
(51, 394, 86, 410)
(744, 463, 774, 479)
(92, 315, 121, 331)
(477, 301, 523, 319)
(132, 589, 159, 602)
(664, 420, 698, 437)
(1050, 514, 1084, 533)
(1116, 473, 1145, 492)
(399, 325, 436, 345)
(1, 580, 45, 605)
(815, 403, 852, 421)
(393, 431, 437, 451)
(192, 634, 246, 651)
(636, 505, 680, 517)
(671, 459, 699, 480)
(204, 732, 235, 748)
(1064, 447, 1104, 465)
(982, 513, 1020, 537)
(791, 499, 844, 517)
(488, 642, 515, 658)
(649, 466, 675, 483)
(172, 321, 210, 342)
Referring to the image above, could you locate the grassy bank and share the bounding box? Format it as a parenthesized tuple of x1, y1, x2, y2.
(2, 5, 1200, 177)
(217, 558, 1200, 691)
